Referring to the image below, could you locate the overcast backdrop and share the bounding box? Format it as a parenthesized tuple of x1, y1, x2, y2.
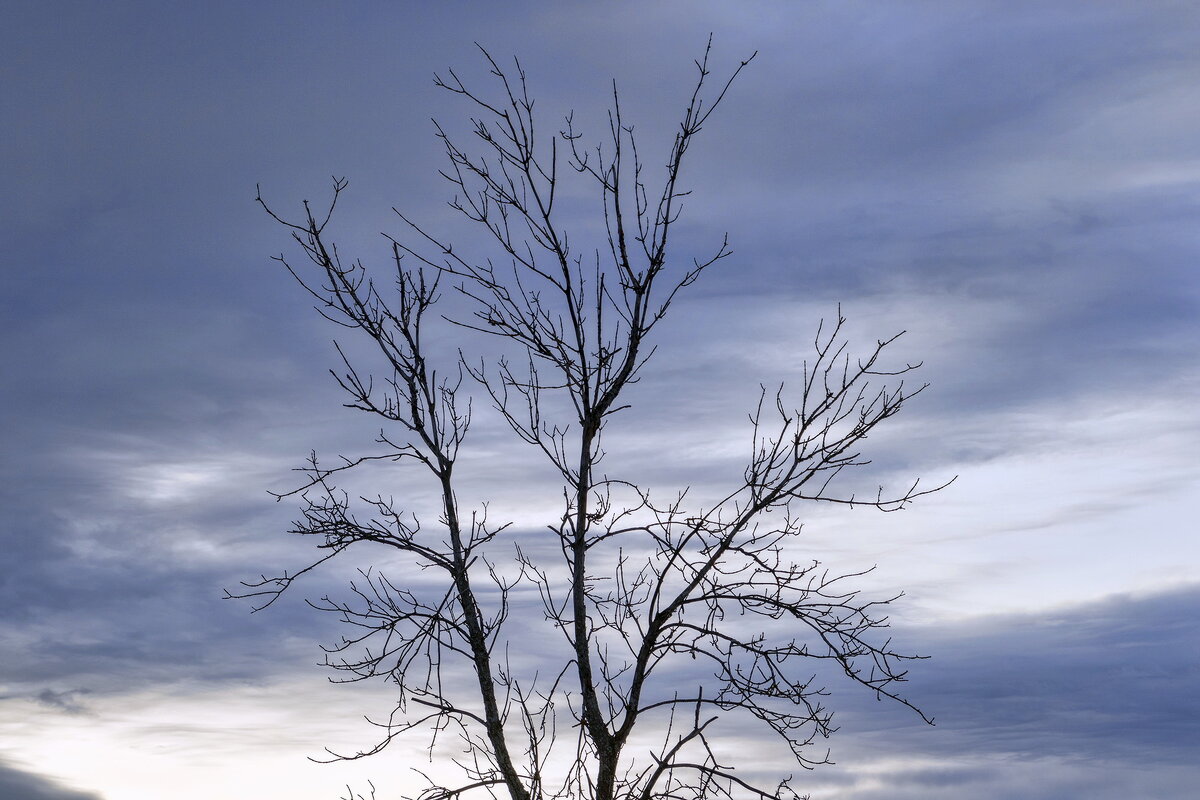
(3, 2, 1199, 799)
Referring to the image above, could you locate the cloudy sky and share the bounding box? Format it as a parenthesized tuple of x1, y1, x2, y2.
(3, 2, 1199, 798)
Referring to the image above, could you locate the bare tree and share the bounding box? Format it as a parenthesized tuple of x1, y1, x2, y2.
(233, 40, 948, 800)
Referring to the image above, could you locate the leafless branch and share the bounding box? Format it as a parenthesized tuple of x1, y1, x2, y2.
(234, 38, 947, 800)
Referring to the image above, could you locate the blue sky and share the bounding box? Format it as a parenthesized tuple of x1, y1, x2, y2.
(2, 2, 1199, 798)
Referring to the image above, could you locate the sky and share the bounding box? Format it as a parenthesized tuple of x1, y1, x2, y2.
(2, 1, 1199, 798)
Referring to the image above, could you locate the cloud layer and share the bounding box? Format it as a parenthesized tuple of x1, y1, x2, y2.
(3, 1, 1198, 798)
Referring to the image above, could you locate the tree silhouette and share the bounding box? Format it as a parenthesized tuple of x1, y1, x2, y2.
(233, 40, 948, 800)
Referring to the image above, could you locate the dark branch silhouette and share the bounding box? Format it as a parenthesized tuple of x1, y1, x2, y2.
(232, 37, 950, 800)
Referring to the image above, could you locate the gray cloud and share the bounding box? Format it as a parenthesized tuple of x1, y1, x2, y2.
(33, 689, 91, 715)
(803, 757, 1200, 800)
(0, 759, 104, 800)
(834, 584, 1200, 766)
